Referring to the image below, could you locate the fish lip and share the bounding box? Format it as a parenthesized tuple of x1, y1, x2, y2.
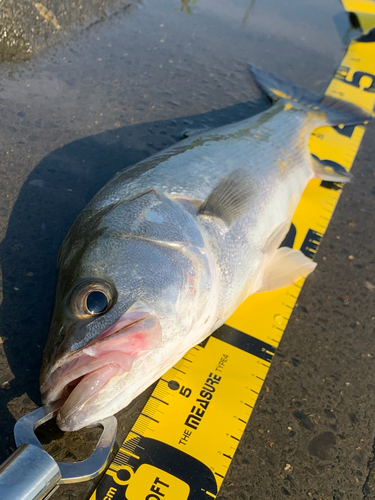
(56, 362, 123, 431)
(95, 311, 152, 344)
(40, 310, 152, 401)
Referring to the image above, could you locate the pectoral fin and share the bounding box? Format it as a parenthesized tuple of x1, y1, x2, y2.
(259, 247, 317, 292)
(199, 169, 255, 227)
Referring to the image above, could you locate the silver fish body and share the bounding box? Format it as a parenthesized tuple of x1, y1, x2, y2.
(40, 66, 364, 430)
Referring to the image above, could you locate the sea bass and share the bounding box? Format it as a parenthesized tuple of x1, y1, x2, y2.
(40, 66, 367, 431)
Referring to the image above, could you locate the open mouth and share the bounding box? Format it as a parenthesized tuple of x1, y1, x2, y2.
(40, 311, 162, 425)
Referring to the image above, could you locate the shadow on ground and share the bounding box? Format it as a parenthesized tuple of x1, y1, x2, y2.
(0, 96, 268, 462)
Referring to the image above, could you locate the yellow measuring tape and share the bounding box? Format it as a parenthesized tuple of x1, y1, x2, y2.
(91, 4, 375, 499)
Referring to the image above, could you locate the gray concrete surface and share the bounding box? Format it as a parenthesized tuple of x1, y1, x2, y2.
(0, 0, 135, 62)
(0, 0, 374, 498)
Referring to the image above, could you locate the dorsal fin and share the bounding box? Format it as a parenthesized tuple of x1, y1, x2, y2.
(199, 169, 255, 226)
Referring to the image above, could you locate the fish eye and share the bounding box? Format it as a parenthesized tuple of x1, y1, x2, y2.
(86, 290, 109, 315)
(71, 280, 116, 318)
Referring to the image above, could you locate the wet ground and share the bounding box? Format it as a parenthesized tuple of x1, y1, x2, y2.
(0, 0, 135, 63)
(0, 0, 374, 498)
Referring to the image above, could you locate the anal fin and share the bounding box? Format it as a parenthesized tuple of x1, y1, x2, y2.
(259, 247, 317, 292)
(311, 155, 352, 183)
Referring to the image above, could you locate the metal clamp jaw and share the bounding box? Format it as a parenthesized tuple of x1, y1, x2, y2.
(0, 400, 117, 500)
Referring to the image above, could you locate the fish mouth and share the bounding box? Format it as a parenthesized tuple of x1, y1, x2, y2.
(40, 311, 162, 429)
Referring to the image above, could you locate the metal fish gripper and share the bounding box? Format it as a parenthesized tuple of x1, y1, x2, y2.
(0, 400, 117, 499)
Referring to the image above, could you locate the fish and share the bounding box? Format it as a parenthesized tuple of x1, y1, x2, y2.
(40, 66, 369, 431)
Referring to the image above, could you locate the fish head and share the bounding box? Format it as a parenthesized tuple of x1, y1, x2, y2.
(40, 190, 213, 430)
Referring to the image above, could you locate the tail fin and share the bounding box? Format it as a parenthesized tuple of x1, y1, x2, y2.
(248, 65, 372, 126)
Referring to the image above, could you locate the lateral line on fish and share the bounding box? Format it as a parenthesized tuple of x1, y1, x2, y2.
(66, 3, 375, 497)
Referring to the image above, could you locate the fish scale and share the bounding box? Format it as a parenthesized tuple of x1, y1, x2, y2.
(87, 3, 375, 500)
(42, 65, 347, 432)
(42, 58, 365, 433)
